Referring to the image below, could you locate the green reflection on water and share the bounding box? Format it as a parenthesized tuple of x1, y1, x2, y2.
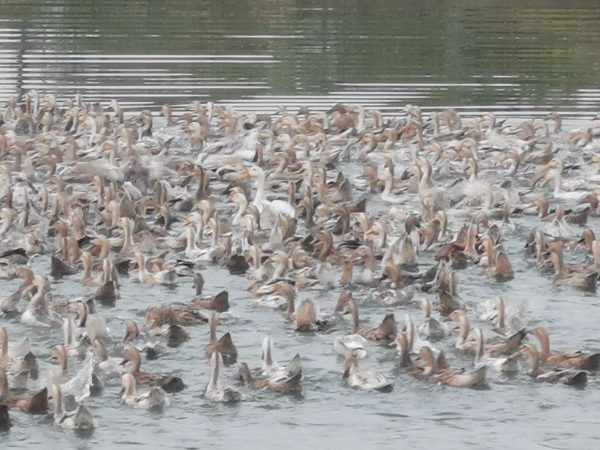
(1, 0, 600, 106)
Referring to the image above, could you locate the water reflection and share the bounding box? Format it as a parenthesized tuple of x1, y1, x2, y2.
(1, 0, 600, 112)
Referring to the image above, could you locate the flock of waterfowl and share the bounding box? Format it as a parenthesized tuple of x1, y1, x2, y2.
(1, 91, 600, 433)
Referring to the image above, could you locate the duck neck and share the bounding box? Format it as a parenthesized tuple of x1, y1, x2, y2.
(211, 221, 220, 247)
(285, 290, 295, 316)
(209, 316, 217, 343)
(274, 259, 288, 279)
(340, 261, 353, 284)
(553, 173, 563, 195)
(233, 199, 247, 225)
(537, 331, 551, 362)
(364, 254, 375, 272)
(252, 173, 266, 206)
(130, 353, 141, 374)
(99, 238, 109, 260)
(53, 388, 64, 419)
(351, 306, 360, 335)
(137, 256, 148, 281)
(529, 350, 540, 378)
(208, 359, 221, 392)
(83, 257, 92, 280)
(457, 318, 469, 348)
(484, 241, 496, 267)
(0, 329, 7, 358)
(186, 228, 196, 253)
(383, 177, 394, 196)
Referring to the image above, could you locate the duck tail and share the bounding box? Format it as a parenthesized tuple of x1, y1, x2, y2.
(377, 313, 397, 340)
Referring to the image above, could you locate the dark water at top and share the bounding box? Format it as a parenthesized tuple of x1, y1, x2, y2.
(2, 0, 600, 115)
(2, 1, 600, 450)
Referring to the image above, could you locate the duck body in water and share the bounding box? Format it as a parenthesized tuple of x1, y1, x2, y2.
(2, 94, 600, 434)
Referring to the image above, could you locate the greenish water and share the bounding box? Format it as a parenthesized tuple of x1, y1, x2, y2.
(2, 2, 600, 450)
(2, 0, 600, 112)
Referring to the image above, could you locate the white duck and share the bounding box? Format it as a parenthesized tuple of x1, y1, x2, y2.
(239, 165, 295, 229)
(121, 373, 169, 409)
(333, 299, 367, 358)
(342, 355, 392, 392)
(51, 384, 96, 430)
(90, 339, 125, 378)
(417, 299, 450, 341)
(473, 329, 519, 373)
(205, 352, 243, 403)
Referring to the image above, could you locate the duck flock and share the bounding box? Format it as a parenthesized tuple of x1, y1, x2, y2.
(1, 92, 600, 432)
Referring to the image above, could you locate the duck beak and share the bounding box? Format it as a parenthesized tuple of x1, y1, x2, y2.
(182, 219, 191, 226)
(365, 227, 376, 236)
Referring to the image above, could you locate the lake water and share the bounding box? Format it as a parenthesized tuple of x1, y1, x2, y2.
(1, 1, 600, 449)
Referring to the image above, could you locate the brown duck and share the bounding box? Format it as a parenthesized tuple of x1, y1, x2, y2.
(204, 313, 237, 366)
(121, 347, 185, 393)
(530, 328, 600, 370)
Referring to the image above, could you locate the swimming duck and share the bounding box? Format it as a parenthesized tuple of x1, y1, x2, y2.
(333, 298, 368, 358)
(50, 384, 96, 430)
(239, 352, 302, 393)
(346, 299, 397, 342)
(530, 327, 600, 370)
(89, 339, 125, 377)
(76, 301, 109, 341)
(447, 311, 525, 357)
(547, 248, 597, 292)
(204, 313, 237, 366)
(342, 355, 392, 392)
(0, 368, 48, 414)
(417, 298, 450, 341)
(473, 329, 519, 373)
(316, 290, 352, 330)
(512, 345, 587, 386)
(121, 373, 169, 410)
(134, 252, 177, 286)
(205, 352, 244, 403)
(121, 347, 185, 393)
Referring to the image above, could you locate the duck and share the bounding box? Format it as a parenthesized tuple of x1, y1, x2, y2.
(333, 299, 369, 358)
(473, 329, 519, 373)
(541, 159, 589, 202)
(0, 368, 48, 414)
(342, 355, 392, 392)
(134, 252, 177, 286)
(121, 373, 169, 410)
(205, 352, 244, 403)
(547, 248, 597, 292)
(190, 285, 229, 313)
(447, 311, 525, 357)
(89, 339, 125, 377)
(346, 299, 397, 342)
(204, 313, 237, 366)
(76, 301, 109, 341)
(512, 345, 587, 386)
(121, 347, 185, 393)
(238, 165, 295, 229)
(530, 327, 600, 370)
(317, 290, 353, 330)
(417, 298, 450, 341)
(428, 349, 488, 388)
(291, 297, 319, 332)
(239, 348, 302, 394)
(50, 384, 96, 430)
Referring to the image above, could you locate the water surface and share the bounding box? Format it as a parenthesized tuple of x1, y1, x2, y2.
(1, 1, 600, 449)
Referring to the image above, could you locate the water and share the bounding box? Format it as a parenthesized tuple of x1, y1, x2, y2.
(2, 1, 600, 449)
